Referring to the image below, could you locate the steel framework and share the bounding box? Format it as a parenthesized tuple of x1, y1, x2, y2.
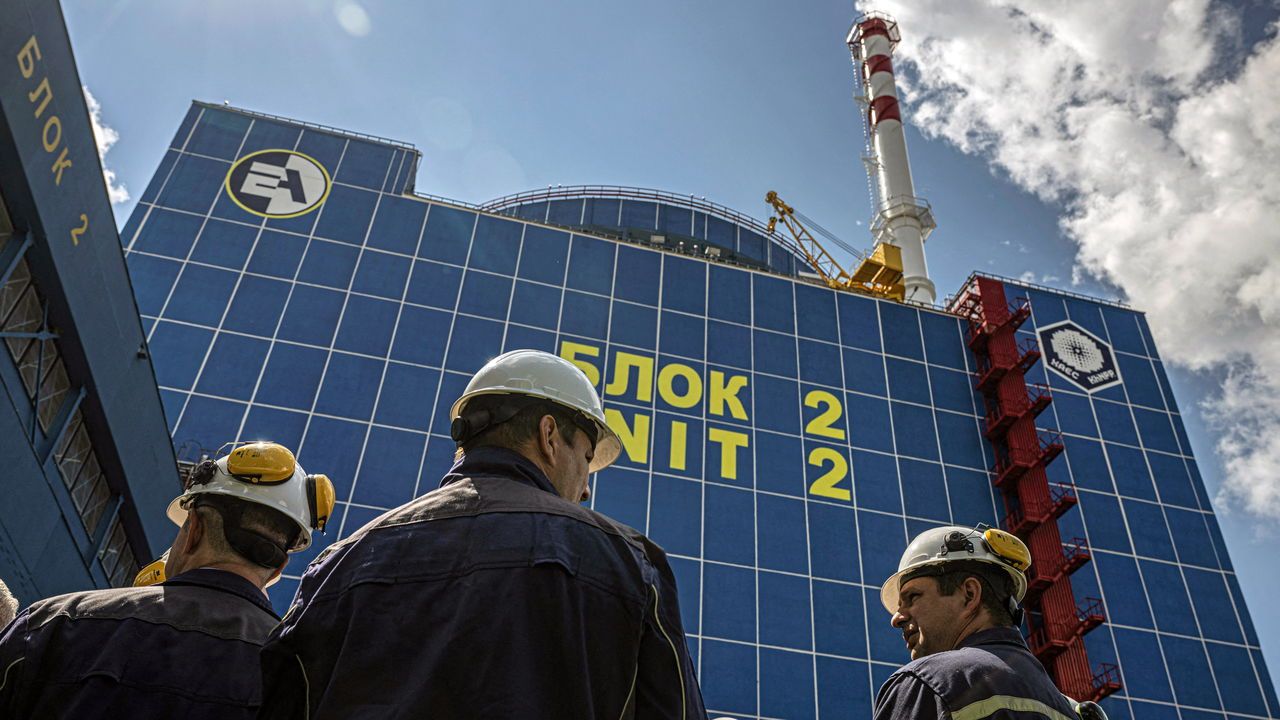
(950, 275, 1122, 702)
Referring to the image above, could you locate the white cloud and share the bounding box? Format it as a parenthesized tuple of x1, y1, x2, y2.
(857, 1, 1280, 520)
(82, 86, 128, 205)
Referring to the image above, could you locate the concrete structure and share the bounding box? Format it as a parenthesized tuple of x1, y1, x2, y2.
(118, 101, 1279, 718)
(850, 13, 937, 305)
(0, 0, 178, 602)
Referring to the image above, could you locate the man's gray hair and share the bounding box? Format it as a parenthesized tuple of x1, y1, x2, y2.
(0, 578, 19, 628)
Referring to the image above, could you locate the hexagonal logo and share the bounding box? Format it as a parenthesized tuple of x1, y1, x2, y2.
(1037, 320, 1123, 393)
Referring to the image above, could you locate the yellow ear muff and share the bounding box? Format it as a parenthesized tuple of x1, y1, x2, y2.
(983, 528, 1032, 572)
(308, 474, 336, 531)
(227, 442, 297, 484)
(133, 554, 168, 587)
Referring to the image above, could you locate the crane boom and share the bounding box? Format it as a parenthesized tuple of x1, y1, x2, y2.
(765, 190, 905, 301)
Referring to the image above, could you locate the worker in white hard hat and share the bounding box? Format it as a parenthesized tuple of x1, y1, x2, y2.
(875, 524, 1112, 720)
(258, 349, 708, 719)
(0, 441, 334, 720)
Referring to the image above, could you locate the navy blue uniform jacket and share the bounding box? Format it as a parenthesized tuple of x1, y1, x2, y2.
(257, 447, 707, 719)
(875, 627, 1078, 720)
(0, 568, 279, 719)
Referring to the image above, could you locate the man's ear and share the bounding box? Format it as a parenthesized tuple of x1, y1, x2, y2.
(182, 507, 205, 554)
(536, 414, 559, 462)
(961, 576, 984, 616)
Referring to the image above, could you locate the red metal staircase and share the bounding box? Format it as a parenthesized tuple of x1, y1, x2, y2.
(951, 276, 1121, 702)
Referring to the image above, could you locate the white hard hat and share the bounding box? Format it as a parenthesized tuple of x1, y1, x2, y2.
(166, 442, 336, 552)
(450, 349, 622, 472)
(880, 524, 1031, 613)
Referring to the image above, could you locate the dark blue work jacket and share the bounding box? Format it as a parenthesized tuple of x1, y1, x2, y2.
(0, 568, 279, 719)
(257, 447, 707, 720)
(875, 627, 1078, 720)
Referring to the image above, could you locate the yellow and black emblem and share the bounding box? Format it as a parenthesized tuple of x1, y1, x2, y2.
(224, 148, 331, 219)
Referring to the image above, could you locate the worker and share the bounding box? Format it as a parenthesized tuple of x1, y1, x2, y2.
(0, 578, 17, 629)
(875, 524, 1105, 720)
(257, 349, 707, 719)
(0, 442, 334, 720)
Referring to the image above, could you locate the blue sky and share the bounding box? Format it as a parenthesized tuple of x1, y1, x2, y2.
(64, 0, 1279, 688)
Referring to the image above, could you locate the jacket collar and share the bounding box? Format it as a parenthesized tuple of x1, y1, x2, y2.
(162, 567, 278, 618)
(440, 446, 558, 496)
(955, 625, 1028, 651)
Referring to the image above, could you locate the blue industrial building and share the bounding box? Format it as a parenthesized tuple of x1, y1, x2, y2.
(0, 0, 177, 602)
(115, 101, 1278, 719)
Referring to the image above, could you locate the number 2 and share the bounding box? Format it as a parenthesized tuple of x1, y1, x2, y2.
(808, 446, 850, 501)
(804, 389, 845, 440)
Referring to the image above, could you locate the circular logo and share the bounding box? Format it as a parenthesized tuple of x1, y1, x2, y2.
(1050, 328, 1105, 373)
(224, 149, 331, 219)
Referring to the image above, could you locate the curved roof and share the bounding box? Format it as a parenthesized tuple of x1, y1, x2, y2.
(479, 185, 809, 277)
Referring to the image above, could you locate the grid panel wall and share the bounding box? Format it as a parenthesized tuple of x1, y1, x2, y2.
(120, 106, 1277, 720)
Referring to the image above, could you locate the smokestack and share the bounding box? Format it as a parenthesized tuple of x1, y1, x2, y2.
(849, 12, 937, 305)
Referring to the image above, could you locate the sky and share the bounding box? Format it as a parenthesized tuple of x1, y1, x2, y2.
(63, 0, 1278, 688)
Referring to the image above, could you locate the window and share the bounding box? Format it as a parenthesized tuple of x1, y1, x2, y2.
(646, 475, 701, 556)
(367, 195, 427, 254)
(879, 302, 924, 360)
(757, 495, 808, 574)
(586, 198, 619, 227)
(469, 216, 521, 275)
(517, 226, 569, 285)
(613, 246, 660, 306)
(701, 640, 757, 715)
(37, 356, 70, 429)
(706, 321, 750, 371)
(56, 410, 115, 537)
(2, 259, 73, 431)
(751, 274, 794, 334)
(590, 467, 648, 532)
(753, 330, 797, 377)
(565, 234, 615, 295)
(545, 200, 584, 226)
(2, 267, 40, 361)
(334, 140, 395, 191)
(313, 185, 378, 246)
(97, 516, 138, 588)
(246, 230, 308, 279)
(886, 357, 929, 404)
(186, 109, 250, 159)
(661, 255, 705, 315)
(758, 572, 811, 650)
(559, 290, 608, 339)
(351, 428, 425, 508)
(703, 563, 756, 642)
(351, 249, 411, 300)
(190, 219, 258, 269)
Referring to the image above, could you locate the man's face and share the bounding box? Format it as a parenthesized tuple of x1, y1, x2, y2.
(548, 425, 594, 503)
(890, 576, 969, 660)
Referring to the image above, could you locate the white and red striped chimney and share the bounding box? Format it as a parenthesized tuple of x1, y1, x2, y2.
(849, 12, 938, 304)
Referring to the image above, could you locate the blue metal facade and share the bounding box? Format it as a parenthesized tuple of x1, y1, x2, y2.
(0, 0, 178, 601)
(121, 102, 1278, 720)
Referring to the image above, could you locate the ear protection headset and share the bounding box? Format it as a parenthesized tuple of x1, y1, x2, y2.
(217, 446, 335, 534)
(451, 397, 601, 449)
(923, 525, 1031, 625)
(185, 454, 335, 564)
(305, 474, 334, 533)
(450, 399, 529, 445)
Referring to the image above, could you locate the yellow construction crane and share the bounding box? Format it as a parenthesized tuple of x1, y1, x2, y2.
(764, 191, 905, 301)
